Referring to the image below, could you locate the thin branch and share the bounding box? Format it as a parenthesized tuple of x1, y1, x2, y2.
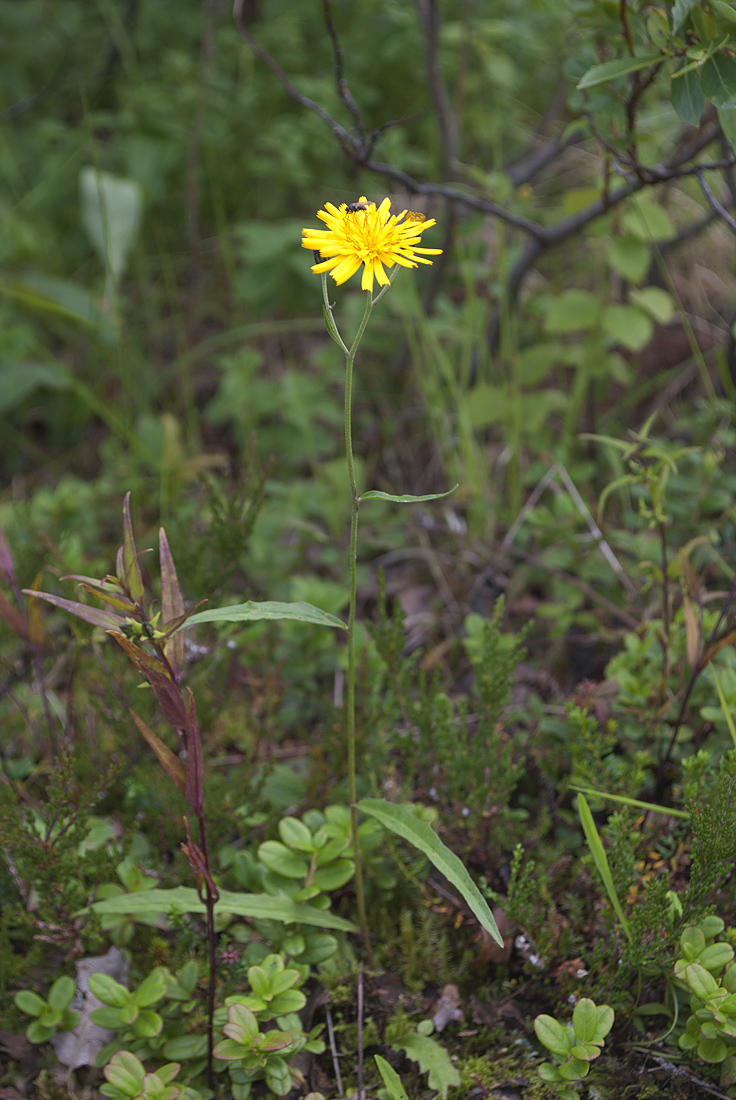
(232, 0, 358, 157)
(696, 169, 736, 235)
(505, 127, 586, 187)
(363, 160, 548, 237)
(415, 0, 459, 179)
(325, 1007, 344, 1098)
(322, 0, 366, 145)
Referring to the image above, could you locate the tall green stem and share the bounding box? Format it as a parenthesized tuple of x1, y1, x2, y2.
(321, 272, 395, 964)
(344, 290, 375, 967)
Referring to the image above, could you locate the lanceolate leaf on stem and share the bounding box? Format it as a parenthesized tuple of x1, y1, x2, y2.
(360, 485, 459, 504)
(129, 710, 186, 798)
(357, 798, 502, 945)
(21, 589, 124, 631)
(159, 526, 185, 681)
(576, 54, 662, 90)
(179, 600, 347, 632)
(83, 887, 357, 931)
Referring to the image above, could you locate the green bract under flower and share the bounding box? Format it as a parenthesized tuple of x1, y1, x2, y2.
(301, 196, 442, 292)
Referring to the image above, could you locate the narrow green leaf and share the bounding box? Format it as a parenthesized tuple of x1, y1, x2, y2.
(712, 0, 736, 23)
(83, 886, 356, 931)
(360, 485, 458, 504)
(358, 798, 502, 945)
(375, 1055, 410, 1100)
(122, 492, 144, 603)
(568, 784, 689, 820)
(180, 600, 347, 632)
(710, 664, 736, 748)
(577, 54, 662, 90)
(576, 794, 631, 942)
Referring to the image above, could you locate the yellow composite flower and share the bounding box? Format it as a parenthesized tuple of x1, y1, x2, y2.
(301, 196, 442, 292)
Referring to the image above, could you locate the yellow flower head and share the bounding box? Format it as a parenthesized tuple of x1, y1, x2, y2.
(302, 196, 442, 292)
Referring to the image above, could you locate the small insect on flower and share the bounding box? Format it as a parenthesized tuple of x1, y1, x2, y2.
(345, 202, 369, 213)
(407, 212, 426, 222)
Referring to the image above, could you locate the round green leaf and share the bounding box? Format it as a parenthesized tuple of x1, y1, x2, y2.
(88, 972, 131, 1007)
(47, 976, 76, 1012)
(534, 1015, 571, 1058)
(269, 990, 307, 1015)
(602, 304, 652, 352)
(558, 1057, 589, 1081)
(544, 290, 601, 334)
(26, 1021, 55, 1044)
(572, 998, 598, 1044)
(310, 860, 355, 891)
(162, 1035, 208, 1060)
(700, 943, 735, 971)
(295, 933, 338, 964)
(90, 1007, 126, 1029)
(686, 962, 720, 1000)
(698, 1036, 729, 1063)
(14, 990, 46, 1017)
(608, 236, 650, 283)
(257, 841, 309, 879)
(538, 1062, 562, 1083)
(278, 817, 315, 853)
(133, 1009, 163, 1038)
(629, 287, 675, 325)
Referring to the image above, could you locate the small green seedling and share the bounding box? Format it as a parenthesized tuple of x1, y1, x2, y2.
(14, 975, 80, 1044)
(534, 997, 614, 1099)
(100, 1050, 183, 1100)
(214, 999, 324, 1098)
(89, 968, 167, 1040)
(675, 916, 736, 1084)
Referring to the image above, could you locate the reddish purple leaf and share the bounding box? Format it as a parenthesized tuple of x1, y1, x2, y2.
(129, 710, 186, 798)
(159, 527, 184, 682)
(21, 589, 124, 630)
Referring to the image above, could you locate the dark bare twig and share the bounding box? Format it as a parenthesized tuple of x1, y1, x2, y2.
(415, 0, 459, 179)
(232, 0, 357, 157)
(363, 160, 547, 236)
(696, 169, 736, 235)
(322, 0, 366, 145)
(325, 1006, 344, 1097)
(505, 127, 586, 187)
